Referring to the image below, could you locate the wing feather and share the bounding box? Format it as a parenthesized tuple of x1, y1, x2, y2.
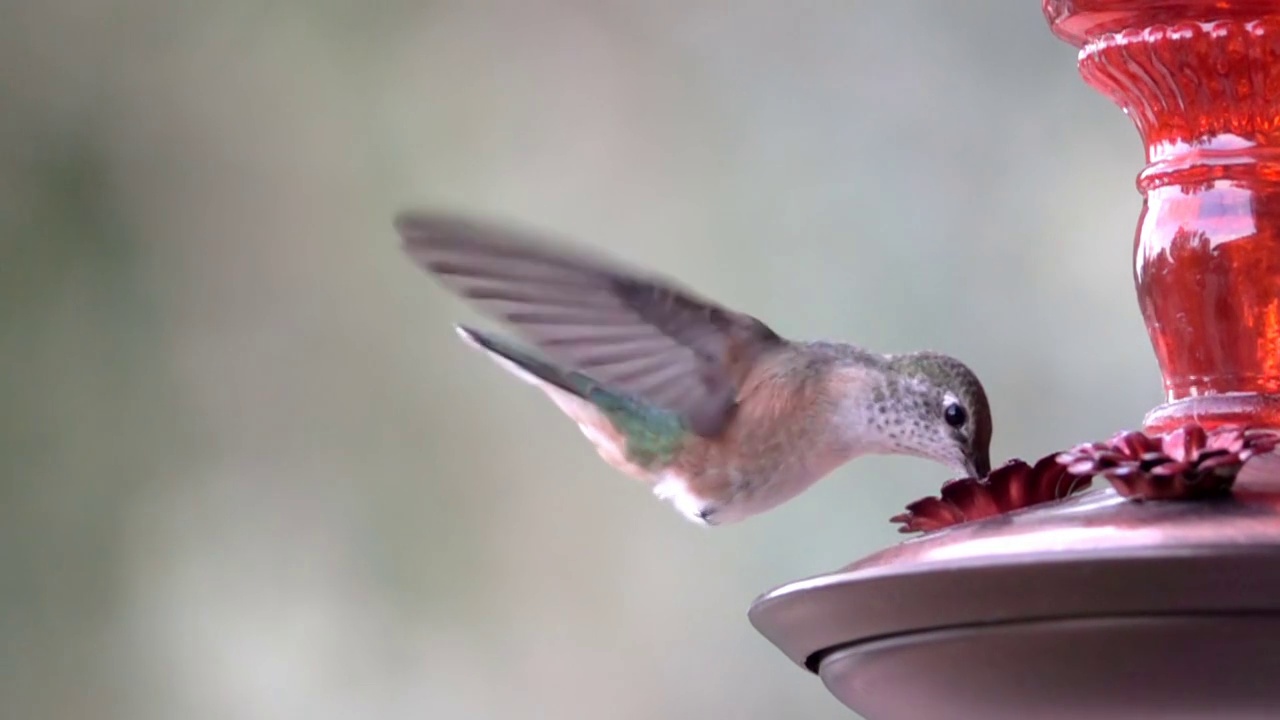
(397, 212, 784, 436)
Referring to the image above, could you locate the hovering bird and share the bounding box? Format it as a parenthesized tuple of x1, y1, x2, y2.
(397, 212, 992, 526)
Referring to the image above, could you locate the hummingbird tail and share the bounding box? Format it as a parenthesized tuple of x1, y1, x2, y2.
(456, 324, 689, 472)
(454, 324, 592, 399)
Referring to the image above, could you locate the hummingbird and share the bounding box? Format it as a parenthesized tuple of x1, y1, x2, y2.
(397, 212, 993, 526)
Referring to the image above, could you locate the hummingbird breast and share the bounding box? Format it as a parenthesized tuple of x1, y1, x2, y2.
(656, 352, 859, 523)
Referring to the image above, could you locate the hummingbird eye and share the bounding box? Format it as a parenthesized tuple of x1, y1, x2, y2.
(944, 402, 967, 429)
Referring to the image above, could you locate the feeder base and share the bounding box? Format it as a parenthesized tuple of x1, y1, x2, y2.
(749, 487, 1280, 718)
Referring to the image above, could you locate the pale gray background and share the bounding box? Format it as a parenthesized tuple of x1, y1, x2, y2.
(2, 1, 1159, 718)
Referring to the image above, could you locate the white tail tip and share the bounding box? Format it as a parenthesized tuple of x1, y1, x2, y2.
(454, 324, 482, 349)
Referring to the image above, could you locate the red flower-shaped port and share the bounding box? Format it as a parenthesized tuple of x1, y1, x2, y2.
(891, 424, 1279, 534)
(891, 454, 1094, 534)
(1056, 424, 1279, 501)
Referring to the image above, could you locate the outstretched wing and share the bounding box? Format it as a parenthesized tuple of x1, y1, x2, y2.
(396, 212, 784, 437)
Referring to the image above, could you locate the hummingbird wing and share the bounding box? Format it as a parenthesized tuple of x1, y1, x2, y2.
(396, 212, 785, 437)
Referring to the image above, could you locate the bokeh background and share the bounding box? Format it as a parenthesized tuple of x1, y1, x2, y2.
(2, 2, 1160, 718)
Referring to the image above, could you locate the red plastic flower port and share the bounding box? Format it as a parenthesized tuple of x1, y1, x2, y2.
(1055, 424, 1279, 501)
(890, 424, 1279, 535)
(891, 454, 1094, 534)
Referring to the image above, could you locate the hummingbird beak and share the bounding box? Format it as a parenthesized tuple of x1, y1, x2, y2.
(966, 451, 991, 479)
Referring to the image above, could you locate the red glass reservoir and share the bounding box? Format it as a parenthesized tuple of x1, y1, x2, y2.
(1045, 0, 1280, 432)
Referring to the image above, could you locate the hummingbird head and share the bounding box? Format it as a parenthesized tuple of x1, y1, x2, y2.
(872, 352, 994, 479)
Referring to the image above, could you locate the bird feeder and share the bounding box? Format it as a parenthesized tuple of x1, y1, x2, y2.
(748, 1, 1280, 717)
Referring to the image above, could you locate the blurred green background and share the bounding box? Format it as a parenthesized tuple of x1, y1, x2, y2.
(2, 1, 1160, 718)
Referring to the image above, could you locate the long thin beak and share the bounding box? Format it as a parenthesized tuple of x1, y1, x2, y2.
(966, 453, 991, 479)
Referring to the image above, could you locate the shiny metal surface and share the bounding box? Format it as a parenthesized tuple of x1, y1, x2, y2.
(749, 485, 1280, 671)
(818, 616, 1280, 719)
